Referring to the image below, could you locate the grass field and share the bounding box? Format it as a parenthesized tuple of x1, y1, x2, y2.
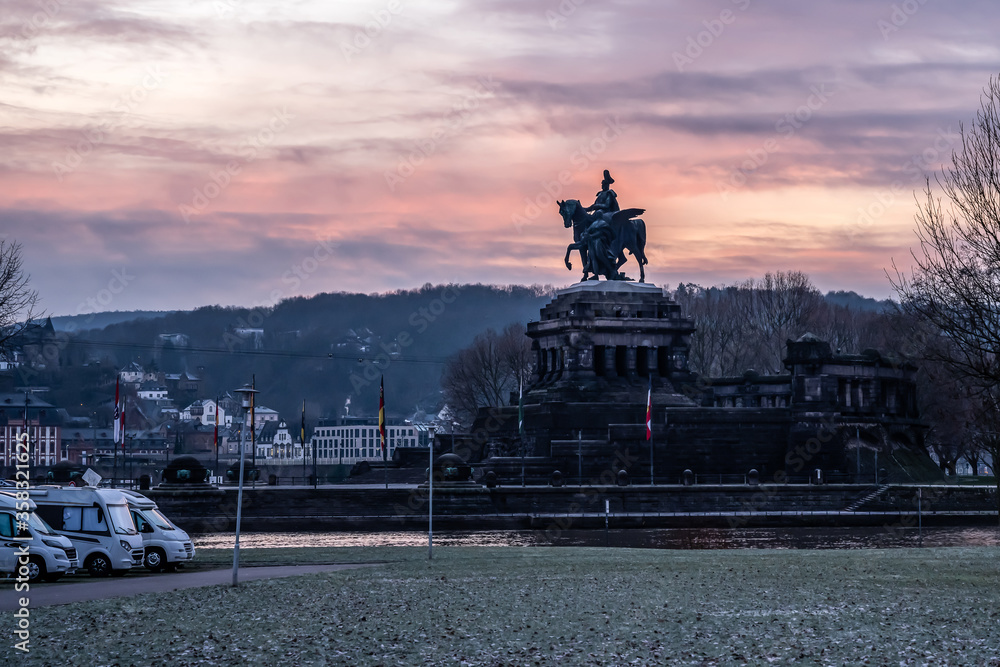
(13, 546, 1000, 666)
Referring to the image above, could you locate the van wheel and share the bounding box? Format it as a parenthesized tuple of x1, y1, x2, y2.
(144, 548, 165, 572)
(26, 557, 45, 584)
(86, 554, 112, 577)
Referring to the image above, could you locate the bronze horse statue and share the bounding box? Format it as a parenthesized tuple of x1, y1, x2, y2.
(557, 199, 648, 282)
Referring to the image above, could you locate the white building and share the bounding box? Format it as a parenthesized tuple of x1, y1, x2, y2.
(258, 420, 300, 460)
(249, 405, 279, 424)
(310, 420, 420, 465)
(137, 383, 168, 400)
(181, 399, 232, 427)
(0, 351, 23, 371)
(120, 362, 144, 385)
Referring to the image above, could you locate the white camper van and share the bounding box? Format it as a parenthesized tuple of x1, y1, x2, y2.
(0, 491, 78, 583)
(120, 490, 195, 572)
(29, 486, 144, 577)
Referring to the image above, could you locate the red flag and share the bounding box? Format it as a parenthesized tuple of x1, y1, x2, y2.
(645, 379, 652, 441)
(120, 393, 127, 454)
(379, 376, 386, 458)
(113, 375, 121, 445)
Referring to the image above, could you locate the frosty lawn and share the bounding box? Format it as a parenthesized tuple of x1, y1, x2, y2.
(16, 546, 1000, 666)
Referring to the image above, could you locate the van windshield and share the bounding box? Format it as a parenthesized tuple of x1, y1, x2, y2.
(149, 509, 174, 531)
(107, 503, 137, 535)
(27, 512, 56, 536)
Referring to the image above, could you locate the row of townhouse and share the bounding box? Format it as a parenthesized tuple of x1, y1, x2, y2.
(220, 416, 432, 465)
(0, 393, 61, 468)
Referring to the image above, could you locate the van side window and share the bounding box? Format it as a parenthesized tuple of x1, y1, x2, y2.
(132, 511, 148, 532)
(82, 507, 107, 533)
(63, 507, 82, 531)
(0, 513, 14, 538)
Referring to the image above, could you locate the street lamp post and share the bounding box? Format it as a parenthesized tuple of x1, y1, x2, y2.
(232, 383, 258, 587)
(428, 425, 436, 560)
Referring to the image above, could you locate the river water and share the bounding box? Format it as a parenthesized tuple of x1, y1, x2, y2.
(193, 526, 1000, 550)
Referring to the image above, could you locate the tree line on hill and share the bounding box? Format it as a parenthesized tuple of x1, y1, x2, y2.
(7, 284, 554, 428)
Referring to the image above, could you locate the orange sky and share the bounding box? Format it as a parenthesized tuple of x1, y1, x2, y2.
(3, 0, 1000, 315)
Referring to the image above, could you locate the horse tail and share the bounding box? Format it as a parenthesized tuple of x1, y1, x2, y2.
(635, 219, 648, 265)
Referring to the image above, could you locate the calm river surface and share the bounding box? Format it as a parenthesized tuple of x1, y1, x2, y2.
(193, 526, 1000, 550)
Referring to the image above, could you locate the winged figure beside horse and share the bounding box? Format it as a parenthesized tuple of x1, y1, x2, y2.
(557, 169, 648, 283)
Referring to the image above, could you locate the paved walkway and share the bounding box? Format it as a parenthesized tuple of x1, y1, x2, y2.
(0, 563, 374, 611)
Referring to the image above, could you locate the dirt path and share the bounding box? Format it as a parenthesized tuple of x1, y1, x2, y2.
(0, 563, 375, 611)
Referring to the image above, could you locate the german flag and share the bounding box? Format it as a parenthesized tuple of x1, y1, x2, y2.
(379, 376, 387, 460)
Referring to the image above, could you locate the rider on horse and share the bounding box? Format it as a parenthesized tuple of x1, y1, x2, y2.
(586, 170, 620, 215)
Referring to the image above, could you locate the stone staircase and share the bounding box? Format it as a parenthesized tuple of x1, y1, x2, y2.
(843, 484, 890, 512)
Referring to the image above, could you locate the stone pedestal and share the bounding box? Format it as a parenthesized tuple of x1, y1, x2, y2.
(525, 281, 697, 405)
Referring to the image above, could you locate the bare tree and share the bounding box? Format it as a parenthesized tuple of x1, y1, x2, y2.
(917, 354, 977, 476)
(890, 75, 1000, 521)
(673, 284, 750, 376)
(678, 272, 822, 376)
(0, 240, 40, 352)
(440, 323, 530, 429)
(737, 271, 823, 373)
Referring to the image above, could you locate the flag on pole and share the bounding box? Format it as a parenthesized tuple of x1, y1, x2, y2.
(300, 399, 306, 457)
(518, 377, 524, 436)
(214, 398, 219, 452)
(113, 374, 121, 445)
(645, 377, 652, 441)
(379, 376, 387, 459)
(121, 393, 127, 452)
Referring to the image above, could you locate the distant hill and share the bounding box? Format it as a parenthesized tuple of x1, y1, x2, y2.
(50, 310, 174, 332)
(823, 291, 894, 313)
(45, 283, 889, 424)
(57, 284, 555, 423)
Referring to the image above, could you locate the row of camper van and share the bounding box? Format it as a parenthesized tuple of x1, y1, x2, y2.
(0, 486, 195, 582)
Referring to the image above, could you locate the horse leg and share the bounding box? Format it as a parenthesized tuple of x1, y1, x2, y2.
(635, 220, 647, 282)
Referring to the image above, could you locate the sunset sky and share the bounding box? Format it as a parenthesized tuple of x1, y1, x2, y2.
(3, 0, 1000, 316)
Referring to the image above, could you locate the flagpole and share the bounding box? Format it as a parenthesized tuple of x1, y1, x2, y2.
(428, 424, 436, 560)
(519, 377, 525, 487)
(300, 399, 307, 487)
(23, 391, 31, 484)
(250, 374, 256, 489)
(647, 377, 654, 487)
(122, 392, 128, 488)
(380, 376, 387, 490)
(214, 394, 220, 483)
(112, 373, 120, 487)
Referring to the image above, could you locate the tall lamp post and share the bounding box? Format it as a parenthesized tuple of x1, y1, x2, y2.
(428, 424, 436, 560)
(232, 383, 258, 587)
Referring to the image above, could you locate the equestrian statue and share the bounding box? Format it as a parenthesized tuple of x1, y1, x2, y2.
(557, 170, 648, 282)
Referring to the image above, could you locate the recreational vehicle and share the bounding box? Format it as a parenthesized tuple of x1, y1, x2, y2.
(0, 491, 78, 583)
(120, 490, 195, 571)
(28, 486, 144, 577)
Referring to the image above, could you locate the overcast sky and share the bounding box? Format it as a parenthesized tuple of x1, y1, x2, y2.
(3, 0, 999, 316)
